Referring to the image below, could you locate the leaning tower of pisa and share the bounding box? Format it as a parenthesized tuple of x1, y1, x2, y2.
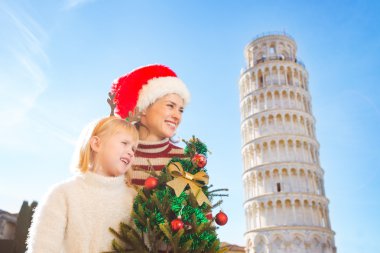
(239, 32, 337, 253)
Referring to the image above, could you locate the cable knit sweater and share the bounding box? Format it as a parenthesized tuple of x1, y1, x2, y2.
(131, 138, 186, 186)
(27, 172, 136, 253)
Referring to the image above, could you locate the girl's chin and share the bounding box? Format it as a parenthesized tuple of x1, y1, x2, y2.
(115, 167, 129, 176)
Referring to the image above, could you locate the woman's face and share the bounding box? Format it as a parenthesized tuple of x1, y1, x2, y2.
(140, 93, 184, 141)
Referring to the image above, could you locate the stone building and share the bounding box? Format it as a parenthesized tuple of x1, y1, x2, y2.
(0, 209, 18, 252)
(239, 32, 337, 253)
(0, 210, 17, 240)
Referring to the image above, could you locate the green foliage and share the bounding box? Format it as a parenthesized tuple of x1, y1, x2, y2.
(109, 137, 228, 253)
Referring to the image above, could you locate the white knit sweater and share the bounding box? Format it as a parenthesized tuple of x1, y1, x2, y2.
(27, 172, 136, 253)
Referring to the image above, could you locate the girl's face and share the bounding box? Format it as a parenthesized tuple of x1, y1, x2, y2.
(92, 130, 138, 177)
(140, 93, 184, 141)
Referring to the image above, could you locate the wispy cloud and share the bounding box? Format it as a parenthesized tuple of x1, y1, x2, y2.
(3, 5, 49, 64)
(31, 109, 78, 146)
(0, 3, 76, 148)
(0, 3, 48, 127)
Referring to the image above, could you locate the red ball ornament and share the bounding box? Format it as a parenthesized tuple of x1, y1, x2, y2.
(206, 212, 213, 221)
(192, 154, 207, 168)
(171, 218, 184, 231)
(144, 177, 158, 190)
(215, 211, 228, 226)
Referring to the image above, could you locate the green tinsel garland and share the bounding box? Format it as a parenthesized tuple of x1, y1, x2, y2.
(179, 229, 218, 250)
(183, 137, 208, 156)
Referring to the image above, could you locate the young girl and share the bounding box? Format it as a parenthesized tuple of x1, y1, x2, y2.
(27, 116, 139, 253)
(109, 64, 191, 186)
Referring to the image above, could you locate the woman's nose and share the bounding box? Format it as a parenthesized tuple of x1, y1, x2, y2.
(172, 109, 182, 120)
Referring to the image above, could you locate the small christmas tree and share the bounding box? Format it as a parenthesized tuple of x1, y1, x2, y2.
(108, 137, 229, 253)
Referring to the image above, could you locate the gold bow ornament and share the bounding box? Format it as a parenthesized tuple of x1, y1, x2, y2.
(166, 162, 211, 206)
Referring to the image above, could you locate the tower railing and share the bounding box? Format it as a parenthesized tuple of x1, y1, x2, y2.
(241, 56, 306, 75)
(251, 31, 295, 42)
(255, 56, 305, 68)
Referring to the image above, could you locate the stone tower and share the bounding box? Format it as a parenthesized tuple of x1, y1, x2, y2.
(239, 32, 337, 253)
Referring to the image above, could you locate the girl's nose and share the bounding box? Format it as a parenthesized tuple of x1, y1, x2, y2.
(127, 149, 134, 158)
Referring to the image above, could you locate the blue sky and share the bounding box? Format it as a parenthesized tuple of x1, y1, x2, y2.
(1, 0, 379, 252)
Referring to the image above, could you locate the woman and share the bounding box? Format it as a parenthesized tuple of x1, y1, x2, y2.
(109, 64, 191, 186)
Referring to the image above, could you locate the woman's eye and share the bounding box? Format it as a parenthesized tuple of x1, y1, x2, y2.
(167, 104, 174, 108)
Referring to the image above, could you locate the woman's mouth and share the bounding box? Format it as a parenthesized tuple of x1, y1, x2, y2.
(165, 120, 177, 129)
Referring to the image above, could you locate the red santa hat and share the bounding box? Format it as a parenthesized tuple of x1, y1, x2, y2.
(110, 64, 190, 119)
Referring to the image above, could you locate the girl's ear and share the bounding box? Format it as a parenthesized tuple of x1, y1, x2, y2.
(90, 136, 101, 152)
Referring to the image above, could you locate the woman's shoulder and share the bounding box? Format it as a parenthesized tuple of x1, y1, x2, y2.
(168, 142, 186, 157)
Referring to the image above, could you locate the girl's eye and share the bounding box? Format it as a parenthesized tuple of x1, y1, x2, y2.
(167, 104, 174, 108)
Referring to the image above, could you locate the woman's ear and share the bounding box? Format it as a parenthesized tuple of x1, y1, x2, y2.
(90, 136, 101, 152)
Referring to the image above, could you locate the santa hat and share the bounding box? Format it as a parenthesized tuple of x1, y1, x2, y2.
(110, 64, 190, 119)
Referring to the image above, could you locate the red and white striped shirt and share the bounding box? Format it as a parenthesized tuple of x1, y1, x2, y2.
(130, 138, 186, 186)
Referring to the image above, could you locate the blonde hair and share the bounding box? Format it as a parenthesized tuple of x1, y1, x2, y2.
(72, 116, 139, 173)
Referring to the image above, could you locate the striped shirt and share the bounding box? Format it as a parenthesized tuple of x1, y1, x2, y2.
(130, 138, 186, 186)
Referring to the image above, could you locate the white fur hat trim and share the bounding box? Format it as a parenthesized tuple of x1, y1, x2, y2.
(136, 76, 190, 110)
